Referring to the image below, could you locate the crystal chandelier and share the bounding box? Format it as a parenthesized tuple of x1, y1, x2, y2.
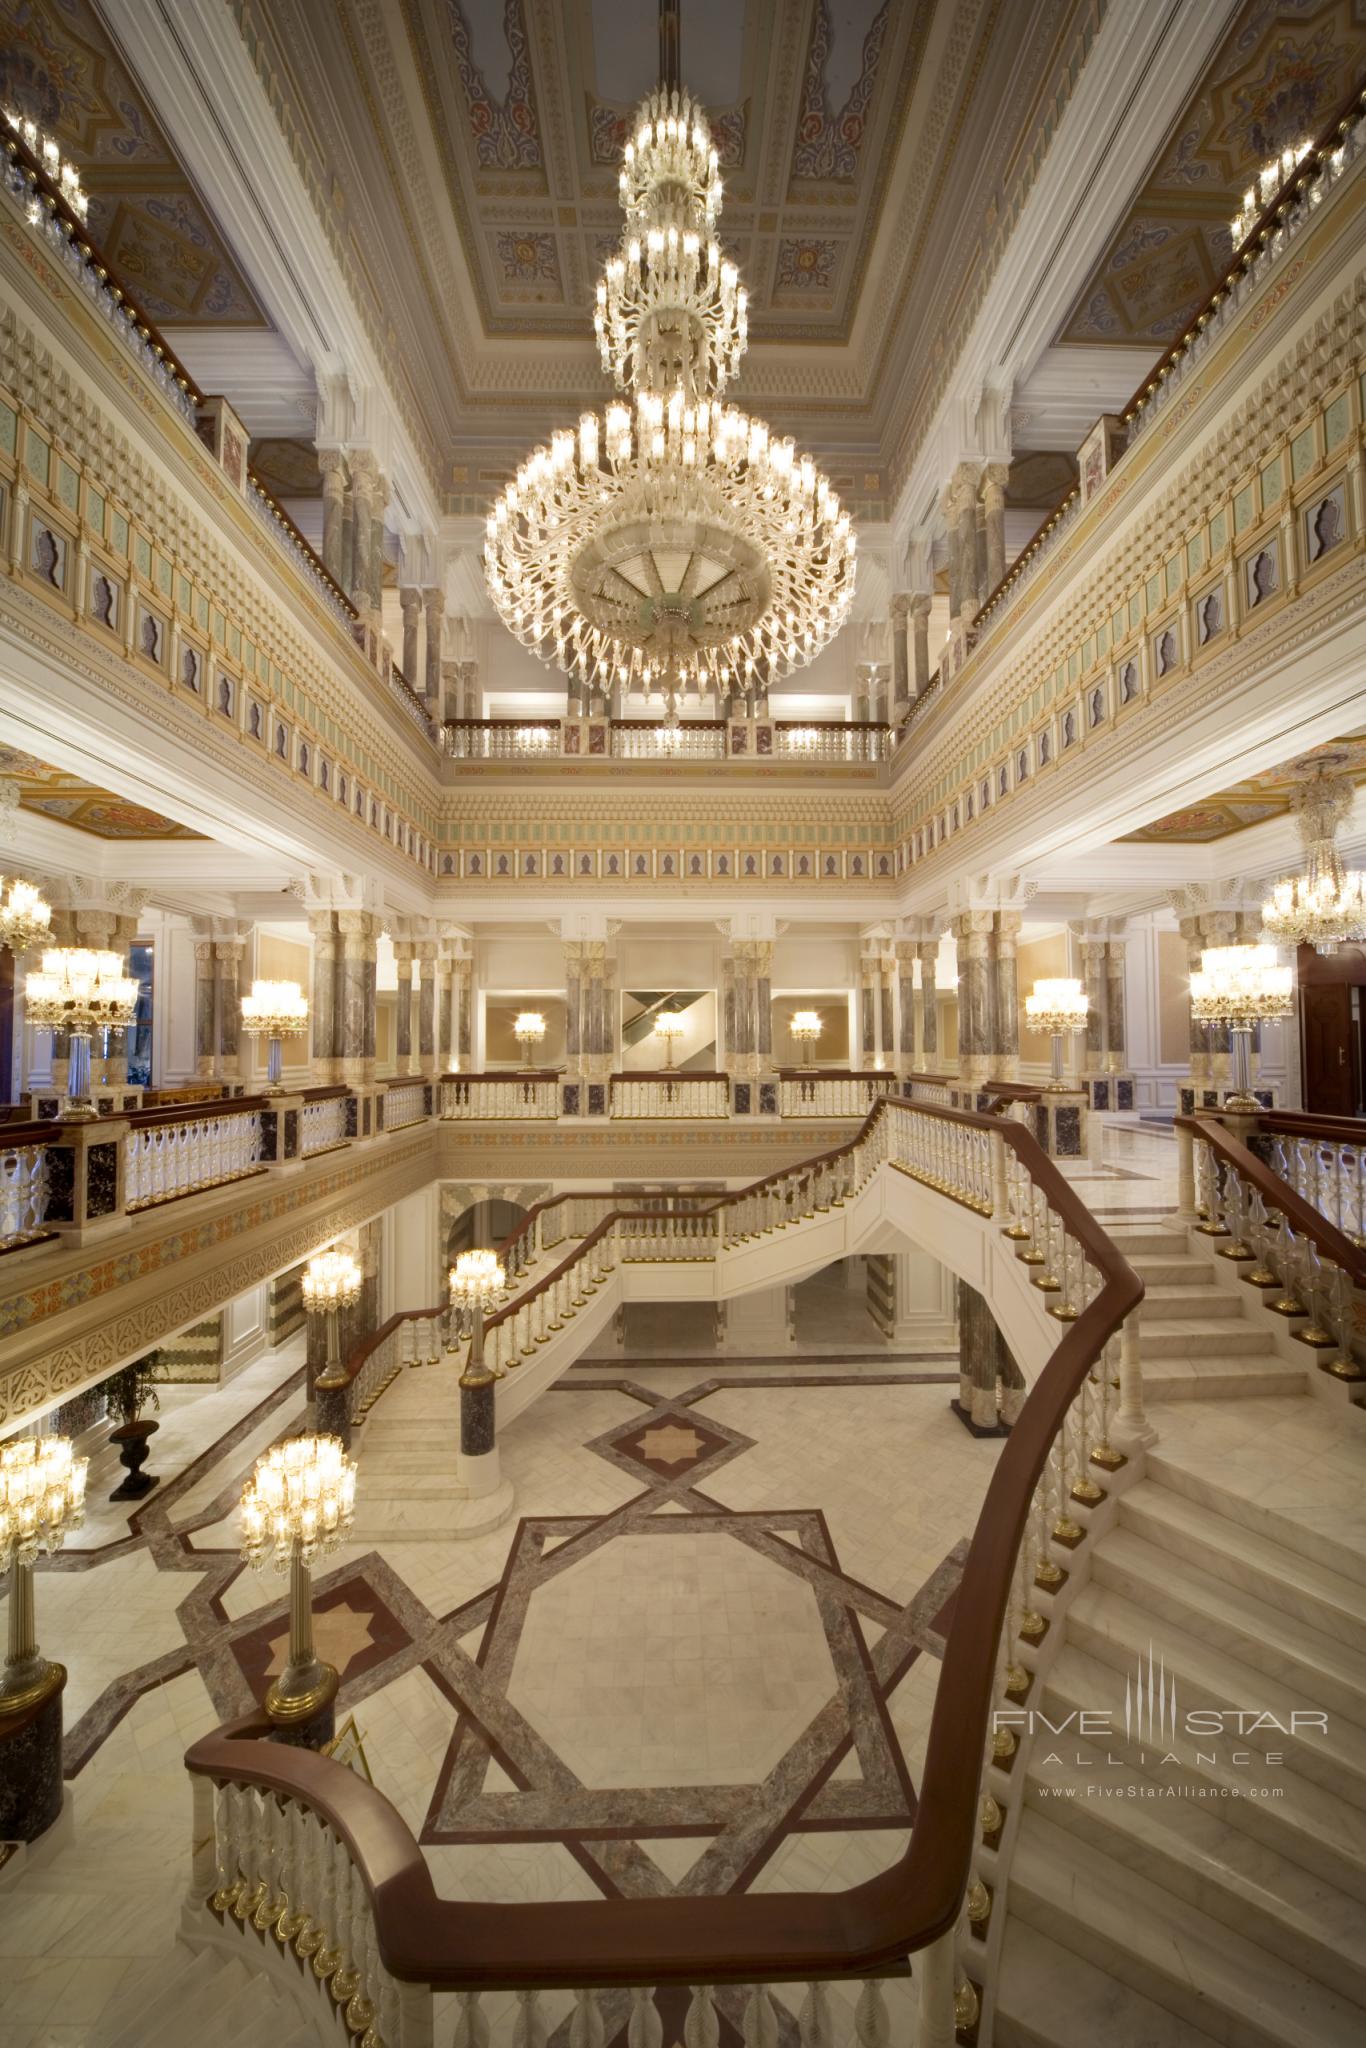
(239, 977, 309, 1091)
(0, 878, 52, 954)
(485, 86, 856, 718)
(512, 1010, 547, 1070)
(790, 1010, 822, 1067)
(1262, 772, 1366, 955)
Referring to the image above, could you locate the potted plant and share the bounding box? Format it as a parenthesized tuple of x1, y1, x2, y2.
(105, 1359, 162, 1501)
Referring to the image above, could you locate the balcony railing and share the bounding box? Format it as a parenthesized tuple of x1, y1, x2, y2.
(441, 718, 894, 765)
(124, 1099, 264, 1212)
(610, 1072, 729, 1119)
(300, 1088, 351, 1157)
(0, 1131, 53, 1248)
(777, 1070, 900, 1118)
(440, 1073, 560, 1119)
(381, 1079, 431, 1132)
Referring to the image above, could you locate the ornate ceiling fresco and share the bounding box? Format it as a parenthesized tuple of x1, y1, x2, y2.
(1120, 734, 1366, 843)
(0, 747, 203, 840)
(233, 0, 1101, 502)
(1060, 0, 1366, 349)
(0, 0, 266, 327)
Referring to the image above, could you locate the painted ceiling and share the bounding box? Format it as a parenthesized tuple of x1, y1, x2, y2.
(1060, 0, 1366, 350)
(0, 746, 204, 839)
(235, 0, 1099, 499)
(1120, 733, 1366, 843)
(0, 0, 266, 327)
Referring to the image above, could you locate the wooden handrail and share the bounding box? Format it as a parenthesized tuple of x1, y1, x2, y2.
(1253, 1108, 1366, 1140)
(126, 1095, 270, 1128)
(441, 1070, 560, 1082)
(1178, 1113, 1366, 1287)
(187, 1093, 1142, 1987)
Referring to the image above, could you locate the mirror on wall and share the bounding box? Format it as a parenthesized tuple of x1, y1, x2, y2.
(621, 989, 717, 1071)
(771, 994, 852, 1068)
(484, 997, 567, 1069)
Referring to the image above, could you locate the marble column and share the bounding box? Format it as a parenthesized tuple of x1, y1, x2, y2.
(944, 464, 982, 625)
(754, 941, 773, 1070)
(458, 658, 479, 722)
(369, 474, 387, 615)
(853, 660, 876, 725)
(399, 588, 421, 685)
(860, 956, 877, 1067)
(953, 911, 994, 1085)
(392, 938, 415, 1076)
(340, 474, 354, 606)
(895, 939, 916, 1072)
(991, 913, 1020, 1081)
(1201, 910, 1238, 1077)
(955, 1279, 1025, 1434)
(194, 938, 216, 1079)
(438, 963, 453, 1077)
(105, 912, 141, 1085)
(563, 942, 583, 1077)
(1080, 937, 1107, 1077)
(318, 449, 346, 584)
(216, 937, 246, 1081)
(348, 457, 375, 612)
(1106, 938, 1127, 1073)
(982, 462, 1010, 595)
(916, 941, 938, 1070)
(1179, 915, 1209, 1085)
(424, 588, 445, 706)
(337, 912, 379, 1086)
(909, 595, 932, 697)
(417, 945, 438, 1078)
(879, 951, 894, 1067)
(889, 595, 910, 721)
(721, 955, 736, 1075)
(308, 911, 339, 1084)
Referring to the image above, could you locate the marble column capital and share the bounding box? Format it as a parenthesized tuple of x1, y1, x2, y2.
(889, 592, 910, 623)
(317, 446, 346, 481)
(908, 592, 933, 619)
(213, 938, 246, 963)
(193, 938, 216, 964)
(981, 461, 1011, 506)
(399, 586, 422, 619)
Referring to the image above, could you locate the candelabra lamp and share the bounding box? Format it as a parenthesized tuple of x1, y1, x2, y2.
(240, 978, 309, 1092)
(24, 947, 138, 1120)
(303, 1249, 364, 1439)
(513, 1010, 546, 1071)
(653, 1011, 686, 1068)
(1025, 979, 1089, 1091)
(0, 1436, 87, 1839)
(240, 1434, 357, 1744)
(0, 878, 52, 955)
(790, 1010, 822, 1067)
(1189, 945, 1293, 1111)
(449, 1249, 506, 1489)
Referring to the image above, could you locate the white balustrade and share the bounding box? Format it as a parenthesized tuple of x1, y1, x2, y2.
(774, 723, 890, 763)
(443, 720, 560, 760)
(610, 1076, 729, 1119)
(384, 1082, 428, 1131)
(610, 721, 727, 760)
(779, 1075, 894, 1119)
(1263, 1124, 1366, 1244)
(441, 1077, 559, 1120)
(0, 1140, 51, 1242)
(124, 1109, 262, 1211)
(301, 1095, 350, 1155)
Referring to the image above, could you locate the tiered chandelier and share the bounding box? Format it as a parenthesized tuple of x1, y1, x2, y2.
(1261, 771, 1366, 955)
(484, 86, 856, 717)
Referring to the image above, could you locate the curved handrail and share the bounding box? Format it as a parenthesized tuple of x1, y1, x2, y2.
(191, 1097, 1141, 1989)
(1178, 1112, 1366, 1286)
(1253, 1108, 1366, 1140)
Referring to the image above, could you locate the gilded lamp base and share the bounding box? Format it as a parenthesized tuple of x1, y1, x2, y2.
(265, 1661, 339, 1750)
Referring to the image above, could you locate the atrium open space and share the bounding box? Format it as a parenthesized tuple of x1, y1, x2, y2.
(1, 0, 1366, 2043)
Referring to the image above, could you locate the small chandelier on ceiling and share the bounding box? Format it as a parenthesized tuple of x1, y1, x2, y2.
(1261, 771, 1366, 956)
(484, 48, 856, 722)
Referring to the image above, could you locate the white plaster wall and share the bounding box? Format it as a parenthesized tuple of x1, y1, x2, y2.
(222, 1281, 268, 1379)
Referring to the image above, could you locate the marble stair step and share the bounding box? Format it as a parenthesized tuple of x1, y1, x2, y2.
(1137, 1319, 1276, 1358)
(1110, 1230, 1193, 1256)
(1140, 1355, 1309, 1399)
(1118, 1483, 1366, 1650)
(1008, 1810, 1366, 2048)
(1041, 1643, 1366, 1908)
(1126, 1255, 1225, 1286)
(342, 1468, 463, 1498)
(1065, 1585, 1366, 1808)
(1091, 1527, 1366, 1726)
(994, 1921, 1224, 2048)
(1137, 1287, 1247, 1320)
(204, 1970, 291, 2046)
(1146, 1446, 1366, 1587)
(1022, 1719, 1366, 2006)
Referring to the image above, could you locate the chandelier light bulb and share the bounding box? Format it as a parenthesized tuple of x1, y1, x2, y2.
(301, 1249, 363, 1314)
(0, 1436, 87, 1565)
(1026, 978, 1089, 1091)
(0, 877, 53, 954)
(449, 1249, 505, 1310)
(239, 1434, 357, 1572)
(1189, 943, 1293, 1110)
(240, 978, 309, 1092)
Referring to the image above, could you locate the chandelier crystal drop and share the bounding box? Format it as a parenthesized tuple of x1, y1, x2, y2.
(485, 87, 856, 715)
(1261, 773, 1366, 955)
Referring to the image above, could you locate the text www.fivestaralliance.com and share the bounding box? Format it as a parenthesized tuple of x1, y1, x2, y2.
(1036, 1784, 1284, 1800)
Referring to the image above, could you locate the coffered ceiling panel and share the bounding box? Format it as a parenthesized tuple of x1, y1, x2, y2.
(1119, 733, 1366, 843)
(1059, 0, 1366, 349)
(0, 0, 267, 326)
(0, 747, 204, 839)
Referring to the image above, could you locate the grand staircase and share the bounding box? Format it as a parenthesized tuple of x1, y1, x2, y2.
(994, 1220, 1366, 2047)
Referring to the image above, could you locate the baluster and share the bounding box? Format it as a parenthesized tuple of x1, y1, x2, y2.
(628, 1987, 662, 2048)
(685, 1986, 719, 2048)
(513, 1989, 549, 2048)
(853, 1978, 890, 2048)
(571, 1989, 608, 2048)
(742, 1986, 780, 2048)
(797, 1982, 833, 2048)
(454, 1991, 490, 2048)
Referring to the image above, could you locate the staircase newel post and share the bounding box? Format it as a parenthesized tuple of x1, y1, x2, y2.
(1176, 1118, 1198, 1220)
(1112, 1315, 1158, 1450)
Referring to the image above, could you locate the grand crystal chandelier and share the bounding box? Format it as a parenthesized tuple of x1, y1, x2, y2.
(484, 86, 856, 715)
(1262, 771, 1366, 955)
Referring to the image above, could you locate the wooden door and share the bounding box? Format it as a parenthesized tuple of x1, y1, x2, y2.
(1302, 981, 1355, 1115)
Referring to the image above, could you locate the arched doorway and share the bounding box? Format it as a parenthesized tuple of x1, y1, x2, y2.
(446, 1196, 528, 1264)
